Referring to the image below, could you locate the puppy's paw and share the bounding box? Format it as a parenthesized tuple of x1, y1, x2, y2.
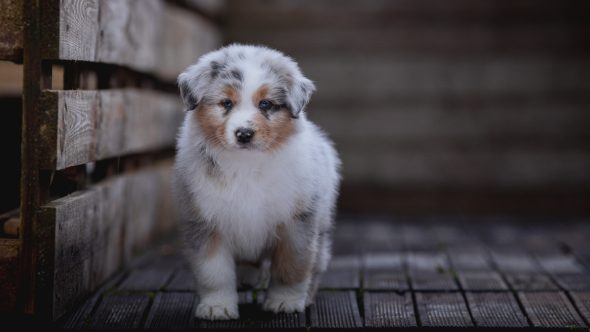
(262, 293, 306, 314)
(195, 298, 239, 320)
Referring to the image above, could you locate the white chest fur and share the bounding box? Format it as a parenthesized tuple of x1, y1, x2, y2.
(185, 139, 314, 261)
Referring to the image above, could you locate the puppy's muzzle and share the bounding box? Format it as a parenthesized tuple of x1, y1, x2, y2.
(235, 127, 255, 144)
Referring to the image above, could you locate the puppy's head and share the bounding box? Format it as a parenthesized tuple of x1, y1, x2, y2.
(178, 44, 315, 151)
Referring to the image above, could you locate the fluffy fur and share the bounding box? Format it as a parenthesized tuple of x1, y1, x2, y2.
(174, 44, 341, 320)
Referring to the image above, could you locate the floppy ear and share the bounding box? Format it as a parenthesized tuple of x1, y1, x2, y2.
(287, 76, 315, 118)
(178, 63, 210, 111)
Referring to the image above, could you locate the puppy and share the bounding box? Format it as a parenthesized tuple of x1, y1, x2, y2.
(174, 44, 341, 320)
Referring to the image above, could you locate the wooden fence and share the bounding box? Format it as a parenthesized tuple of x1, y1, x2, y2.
(0, 0, 223, 320)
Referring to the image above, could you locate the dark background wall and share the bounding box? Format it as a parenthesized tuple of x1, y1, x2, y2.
(225, 0, 590, 216)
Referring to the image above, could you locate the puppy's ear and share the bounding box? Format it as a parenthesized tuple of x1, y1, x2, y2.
(287, 76, 315, 118)
(178, 63, 210, 111)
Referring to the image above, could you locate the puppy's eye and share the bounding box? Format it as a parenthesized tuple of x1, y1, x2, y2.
(259, 99, 273, 111)
(221, 99, 233, 111)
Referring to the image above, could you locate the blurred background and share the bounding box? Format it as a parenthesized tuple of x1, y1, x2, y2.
(225, 0, 590, 217)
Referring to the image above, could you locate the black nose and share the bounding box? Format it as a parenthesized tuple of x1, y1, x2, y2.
(235, 128, 255, 144)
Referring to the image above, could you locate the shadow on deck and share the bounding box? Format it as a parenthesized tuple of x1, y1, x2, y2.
(59, 217, 590, 330)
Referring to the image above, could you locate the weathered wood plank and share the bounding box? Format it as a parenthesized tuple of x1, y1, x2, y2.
(466, 292, 528, 327)
(490, 250, 541, 273)
(309, 291, 362, 329)
(410, 271, 459, 291)
(518, 291, 586, 328)
(458, 271, 508, 291)
(144, 292, 196, 329)
(570, 292, 590, 325)
(41, 0, 220, 80)
(89, 294, 151, 329)
(254, 292, 306, 330)
(165, 269, 196, 292)
(407, 252, 449, 272)
(504, 272, 559, 291)
(363, 292, 417, 328)
(37, 163, 176, 319)
(363, 253, 404, 271)
(0, 239, 19, 311)
(554, 273, 590, 291)
(318, 269, 360, 289)
(197, 292, 255, 329)
(536, 253, 586, 274)
(416, 292, 473, 327)
(39, 89, 182, 170)
(364, 270, 409, 291)
(0, 0, 23, 61)
(118, 267, 174, 292)
(448, 249, 493, 271)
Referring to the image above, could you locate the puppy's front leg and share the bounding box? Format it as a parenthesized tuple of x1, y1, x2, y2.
(185, 226, 239, 320)
(263, 221, 317, 313)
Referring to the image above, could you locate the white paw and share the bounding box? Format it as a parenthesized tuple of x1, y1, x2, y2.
(262, 295, 306, 314)
(195, 302, 239, 320)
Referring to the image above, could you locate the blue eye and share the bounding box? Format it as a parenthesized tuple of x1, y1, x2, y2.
(221, 99, 233, 111)
(259, 99, 273, 111)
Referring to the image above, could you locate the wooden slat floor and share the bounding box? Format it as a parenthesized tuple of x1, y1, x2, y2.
(60, 217, 590, 330)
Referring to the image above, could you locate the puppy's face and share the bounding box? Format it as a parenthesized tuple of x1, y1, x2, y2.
(178, 45, 315, 152)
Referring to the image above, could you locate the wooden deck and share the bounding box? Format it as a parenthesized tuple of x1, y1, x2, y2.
(59, 217, 590, 330)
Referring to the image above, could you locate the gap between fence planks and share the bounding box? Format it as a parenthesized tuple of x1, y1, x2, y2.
(39, 89, 183, 170)
(36, 161, 176, 320)
(40, 0, 220, 81)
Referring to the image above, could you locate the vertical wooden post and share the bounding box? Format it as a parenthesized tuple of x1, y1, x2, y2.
(19, 0, 42, 315)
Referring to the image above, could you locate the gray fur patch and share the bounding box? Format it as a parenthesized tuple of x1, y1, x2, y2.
(199, 145, 222, 179)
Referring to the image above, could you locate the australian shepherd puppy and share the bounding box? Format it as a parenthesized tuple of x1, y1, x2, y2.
(174, 44, 341, 320)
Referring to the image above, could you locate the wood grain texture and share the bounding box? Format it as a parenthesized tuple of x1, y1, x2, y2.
(144, 292, 196, 329)
(37, 162, 176, 320)
(42, 0, 220, 80)
(0, 0, 23, 61)
(518, 291, 586, 328)
(416, 292, 473, 327)
(364, 292, 417, 328)
(39, 89, 182, 170)
(0, 239, 19, 311)
(467, 292, 528, 327)
(309, 291, 362, 329)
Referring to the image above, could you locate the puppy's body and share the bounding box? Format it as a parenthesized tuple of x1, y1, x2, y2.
(174, 45, 340, 320)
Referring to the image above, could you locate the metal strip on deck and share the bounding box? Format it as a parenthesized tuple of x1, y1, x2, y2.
(504, 273, 559, 291)
(363, 270, 409, 291)
(89, 294, 151, 329)
(466, 292, 528, 327)
(164, 269, 196, 291)
(518, 291, 586, 328)
(363, 292, 417, 328)
(415, 292, 473, 327)
(144, 292, 196, 329)
(118, 267, 174, 291)
(309, 291, 362, 329)
(458, 271, 508, 291)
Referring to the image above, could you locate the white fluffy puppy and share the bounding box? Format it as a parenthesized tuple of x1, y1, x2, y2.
(174, 44, 341, 320)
